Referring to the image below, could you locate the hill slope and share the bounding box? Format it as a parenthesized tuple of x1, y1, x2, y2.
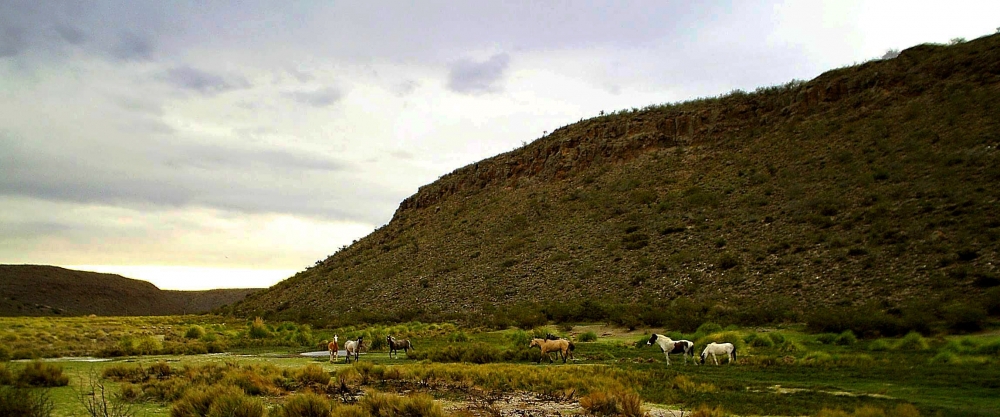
(0, 265, 259, 316)
(233, 35, 1000, 328)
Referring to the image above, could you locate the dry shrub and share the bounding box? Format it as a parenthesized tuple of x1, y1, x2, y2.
(206, 390, 266, 417)
(0, 385, 54, 417)
(358, 392, 443, 417)
(817, 404, 921, 417)
(671, 375, 716, 394)
(172, 385, 244, 417)
(296, 364, 332, 387)
(278, 392, 332, 417)
(17, 361, 69, 387)
(688, 404, 727, 417)
(579, 390, 644, 417)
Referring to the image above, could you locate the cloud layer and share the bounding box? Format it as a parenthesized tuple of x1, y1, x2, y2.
(2, 0, 999, 288)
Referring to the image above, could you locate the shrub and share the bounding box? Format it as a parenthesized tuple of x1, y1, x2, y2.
(172, 386, 244, 417)
(868, 339, 891, 352)
(835, 330, 858, 346)
(207, 390, 266, 417)
(278, 392, 332, 417)
(296, 364, 331, 387)
(358, 392, 443, 417)
(0, 386, 54, 417)
(248, 317, 271, 339)
(894, 332, 929, 351)
(16, 361, 69, 387)
(696, 322, 722, 335)
(447, 331, 470, 343)
(689, 404, 727, 417)
(580, 390, 644, 417)
(578, 331, 598, 342)
(0, 364, 12, 385)
(815, 333, 839, 345)
(185, 326, 207, 340)
(744, 333, 774, 348)
(768, 332, 786, 346)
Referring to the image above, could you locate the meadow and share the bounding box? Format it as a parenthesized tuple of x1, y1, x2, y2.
(1, 316, 998, 416)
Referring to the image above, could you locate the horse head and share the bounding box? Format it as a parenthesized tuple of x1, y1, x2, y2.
(545, 333, 560, 341)
(334, 335, 338, 343)
(529, 339, 540, 348)
(647, 334, 658, 345)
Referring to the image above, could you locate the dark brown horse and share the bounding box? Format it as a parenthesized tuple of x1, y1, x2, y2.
(387, 335, 413, 358)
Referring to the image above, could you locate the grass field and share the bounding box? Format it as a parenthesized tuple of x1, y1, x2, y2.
(2, 317, 998, 416)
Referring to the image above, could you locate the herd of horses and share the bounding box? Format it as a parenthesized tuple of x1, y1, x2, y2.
(647, 333, 737, 365)
(326, 332, 736, 365)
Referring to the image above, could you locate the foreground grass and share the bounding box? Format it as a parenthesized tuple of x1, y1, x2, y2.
(2, 318, 999, 416)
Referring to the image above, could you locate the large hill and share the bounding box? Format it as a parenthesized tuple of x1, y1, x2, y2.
(232, 35, 1000, 329)
(0, 265, 259, 316)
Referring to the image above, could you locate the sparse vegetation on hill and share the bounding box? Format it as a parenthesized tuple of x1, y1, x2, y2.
(232, 34, 1000, 332)
(0, 265, 259, 317)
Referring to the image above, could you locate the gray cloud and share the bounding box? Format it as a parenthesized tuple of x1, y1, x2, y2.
(447, 53, 510, 94)
(0, 26, 26, 57)
(163, 65, 251, 95)
(286, 87, 344, 107)
(111, 31, 155, 61)
(53, 24, 86, 45)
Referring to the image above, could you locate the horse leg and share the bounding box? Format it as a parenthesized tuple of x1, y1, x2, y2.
(663, 350, 670, 366)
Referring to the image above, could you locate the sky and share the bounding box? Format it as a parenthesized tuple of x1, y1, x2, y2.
(2, 1, 998, 290)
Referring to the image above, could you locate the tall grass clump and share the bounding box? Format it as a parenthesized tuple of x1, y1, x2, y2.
(206, 390, 266, 417)
(0, 386, 54, 417)
(357, 392, 443, 417)
(16, 361, 69, 387)
(688, 404, 728, 417)
(894, 332, 929, 351)
(277, 392, 332, 417)
(868, 338, 892, 352)
(185, 325, 206, 339)
(579, 390, 644, 417)
(835, 330, 858, 346)
(578, 331, 598, 342)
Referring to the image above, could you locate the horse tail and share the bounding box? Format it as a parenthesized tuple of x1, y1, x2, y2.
(732, 345, 738, 362)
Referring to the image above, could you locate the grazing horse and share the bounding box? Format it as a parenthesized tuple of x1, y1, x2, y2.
(646, 334, 696, 365)
(344, 336, 364, 363)
(529, 338, 575, 363)
(328, 335, 339, 363)
(386, 335, 413, 358)
(700, 342, 737, 365)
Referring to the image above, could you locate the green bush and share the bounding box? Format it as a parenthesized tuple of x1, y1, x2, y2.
(768, 332, 787, 345)
(278, 392, 332, 417)
(16, 361, 69, 387)
(578, 331, 598, 342)
(815, 333, 839, 345)
(447, 331, 470, 343)
(0, 386, 54, 417)
(835, 330, 858, 346)
(894, 332, 930, 351)
(745, 333, 774, 348)
(185, 325, 207, 339)
(868, 339, 891, 352)
(696, 322, 722, 335)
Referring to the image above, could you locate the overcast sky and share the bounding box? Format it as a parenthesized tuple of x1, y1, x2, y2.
(2, 1, 997, 290)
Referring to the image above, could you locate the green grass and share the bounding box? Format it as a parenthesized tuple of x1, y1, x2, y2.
(5, 317, 1000, 416)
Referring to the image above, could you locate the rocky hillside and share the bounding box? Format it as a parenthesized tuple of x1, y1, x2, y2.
(0, 265, 259, 316)
(233, 35, 1000, 327)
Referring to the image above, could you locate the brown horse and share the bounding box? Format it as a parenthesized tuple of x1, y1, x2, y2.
(328, 335, 339, 363)
(529, 338, 575, 363)
(387, 335, 413, 358)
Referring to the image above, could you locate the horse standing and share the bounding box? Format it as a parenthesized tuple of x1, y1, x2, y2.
(529, 338, 575, 364)
(646, 334, 696, 365)
(344, 336, 364, 363)
(386, 335, 413, 358)
(328, 335, 339, 363)
(700, 342, 737, 365)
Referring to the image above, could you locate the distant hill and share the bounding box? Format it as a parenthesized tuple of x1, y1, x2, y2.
(232, 35, 1000, 329)
(0, 265, 259, 316)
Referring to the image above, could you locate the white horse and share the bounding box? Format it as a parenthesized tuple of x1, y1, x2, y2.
(700, 342, 737, 365)
(344, 336, 363, 363)
(328, 335, 339, 363)
(646, 334, 696, 365)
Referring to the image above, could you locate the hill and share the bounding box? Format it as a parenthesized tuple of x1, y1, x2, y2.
(231, 35, 1000, 332)
(0, 265, 259, 316)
